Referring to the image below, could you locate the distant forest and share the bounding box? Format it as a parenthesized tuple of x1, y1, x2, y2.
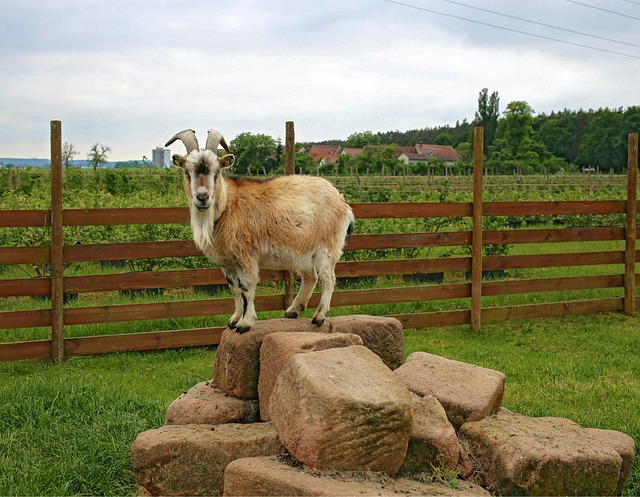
(313, 99, 640, 174)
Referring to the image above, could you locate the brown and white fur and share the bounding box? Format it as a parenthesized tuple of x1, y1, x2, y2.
(166, 129, 355, 333)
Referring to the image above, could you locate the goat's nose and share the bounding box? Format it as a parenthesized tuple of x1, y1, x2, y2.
(196, 191, 209, 202)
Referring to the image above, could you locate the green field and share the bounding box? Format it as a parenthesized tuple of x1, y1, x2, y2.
(1, 313, 638, 495)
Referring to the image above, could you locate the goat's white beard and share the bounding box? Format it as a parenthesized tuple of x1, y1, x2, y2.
(190, 205, 216, 251)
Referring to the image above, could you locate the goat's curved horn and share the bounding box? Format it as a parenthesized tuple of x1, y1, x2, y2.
(165, 129, 199, 154)
(206, 129, 231, 154)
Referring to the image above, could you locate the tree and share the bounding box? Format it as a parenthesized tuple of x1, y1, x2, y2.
(345, 131, 381, 148)
(473, 88, 500, 153)
(434, 132, 452, 145)
(229, 132, 277, 175)
(537, 112, 578, 163)
(577, 108, 625, 171)
(497, 100, 536, 155)
(294, 150, 314, 174)
(455, 141, 472, 163)
(275, 137, 284, 169)
(87, 143, 111, 171)
(488, 101, 566, 173)
(353, 145, 400, 175)
(62, 142, 79, 169)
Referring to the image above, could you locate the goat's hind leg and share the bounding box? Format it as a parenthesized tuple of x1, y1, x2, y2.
(285, 268, 318, 319)
(311, 261, 336, 326)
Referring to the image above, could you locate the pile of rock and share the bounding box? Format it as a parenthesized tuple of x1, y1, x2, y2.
(131, 315, 635, 496)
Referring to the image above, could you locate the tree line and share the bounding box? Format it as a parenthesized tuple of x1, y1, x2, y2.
(227, 90, 639, 176)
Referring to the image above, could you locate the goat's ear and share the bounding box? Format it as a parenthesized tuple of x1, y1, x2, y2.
(220, 154, 235, 169)
(172, 154, 186, 169)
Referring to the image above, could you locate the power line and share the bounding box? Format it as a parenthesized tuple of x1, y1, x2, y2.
(438, 0, 640, 49)
(617, 0, 640, 6)
(383, 0, 640, 59)
(563, 0, 640, 21)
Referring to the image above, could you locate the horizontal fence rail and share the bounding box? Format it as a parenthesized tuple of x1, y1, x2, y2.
(0, 123, 638, 362)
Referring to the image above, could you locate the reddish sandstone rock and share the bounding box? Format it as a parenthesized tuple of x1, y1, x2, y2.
(131, 423, 283, 496)
(460, 412, 626, 496)
(258, 331, 363, 421)
(394, 352, 505, 428)
(223, 456, 491, 496)
(400, 393, 459, 474)
(165, 381, 259, 425)
(269, 345, 412, 475)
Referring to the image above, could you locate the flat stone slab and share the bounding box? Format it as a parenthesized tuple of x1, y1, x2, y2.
(269, 345, 412, 475)
(131, 423, 283, 496)
(460, 412, 629, 496)
(213, 315, 404, 399)
(164, 381, 259, 425)
(394, 352, 505, 427)
(258, 331, 363, 421)
(223, 456, 491, 496)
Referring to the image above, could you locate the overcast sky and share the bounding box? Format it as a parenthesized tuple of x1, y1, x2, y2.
(2, 0, 639, 161)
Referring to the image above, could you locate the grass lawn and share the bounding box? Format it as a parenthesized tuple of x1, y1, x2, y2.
(0, 312, 638, 496)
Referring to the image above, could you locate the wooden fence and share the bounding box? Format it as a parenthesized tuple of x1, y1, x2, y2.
(0, 121, 638, 363)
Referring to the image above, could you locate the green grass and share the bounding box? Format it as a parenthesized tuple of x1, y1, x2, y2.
(1, 313, 639, 496)
(0, 349, 212, 495)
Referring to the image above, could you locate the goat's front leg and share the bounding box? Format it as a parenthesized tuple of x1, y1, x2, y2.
(227, 284, 244, 330)
(235, 284, 257, 334)
(222, 269, 242, 329)
(225, 264, 259, 334)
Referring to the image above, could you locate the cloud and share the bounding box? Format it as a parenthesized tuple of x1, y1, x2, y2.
(1, 0, 639, 160)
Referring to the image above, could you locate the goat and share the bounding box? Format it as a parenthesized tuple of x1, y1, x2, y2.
(165, 129, 355, 333)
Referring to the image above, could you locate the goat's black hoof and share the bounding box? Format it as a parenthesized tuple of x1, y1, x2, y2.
(311, 317, 325, 327)
(228, 320, 238, 330)
(285, 311, 298, 319)
(236, 325, 251, 334)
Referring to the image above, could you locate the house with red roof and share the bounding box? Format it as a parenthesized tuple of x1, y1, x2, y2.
(414, 143, 461, 164)
(340, 147, 364, 158)
(308, 141, 461, 167)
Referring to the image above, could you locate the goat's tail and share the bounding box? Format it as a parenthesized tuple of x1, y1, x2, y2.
(345, 211, 356, 243)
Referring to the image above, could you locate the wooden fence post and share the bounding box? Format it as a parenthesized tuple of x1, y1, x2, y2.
(471, 127, 484, 331)
(624, 132, 638, 316)
(50, 120, 65, 362)
(283, 121, 296, 308)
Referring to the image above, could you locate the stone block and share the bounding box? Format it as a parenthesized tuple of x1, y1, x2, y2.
(394, 352, 505, 427)
(460, 412, 625, 496)
(164, 381, 259, 425)
(223, 456, 491, 496)
(131, 423, 283, 496)
(269, 345, 412, 475)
